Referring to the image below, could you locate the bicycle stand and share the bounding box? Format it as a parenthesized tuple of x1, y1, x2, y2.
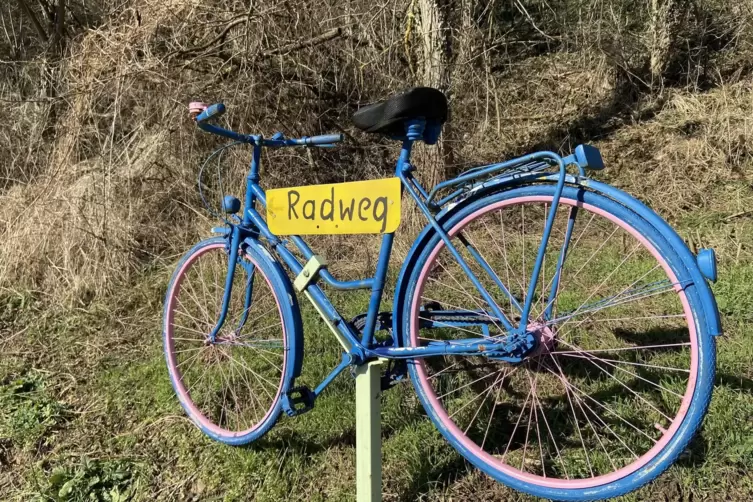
(355, 359, 384, 502)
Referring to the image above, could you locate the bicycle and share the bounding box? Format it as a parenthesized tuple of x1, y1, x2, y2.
(163, 87, 721, 500)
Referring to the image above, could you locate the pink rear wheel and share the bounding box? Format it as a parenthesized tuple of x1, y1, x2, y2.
(163, 241, 288, 443)
(404, 187, 713, 499)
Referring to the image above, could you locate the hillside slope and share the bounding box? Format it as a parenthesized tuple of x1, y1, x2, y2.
(1, 1, 753, 500)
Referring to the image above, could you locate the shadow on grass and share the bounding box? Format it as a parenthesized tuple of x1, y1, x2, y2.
(253, 400, 429, 457)
(674, 430, 709, 468)
(255, 428, 357, 456)
(673, 371, 753, 469)
(251, 354, 751, 499)
(612, 326, 690, 347)
(397, 454, 469, 502)
(714, 372, 753, 393)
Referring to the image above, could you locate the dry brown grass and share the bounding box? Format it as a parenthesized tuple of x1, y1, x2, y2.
(1, 0, 753, 307)
(2, 3, 753, 501)
(602, 82, 753, 213)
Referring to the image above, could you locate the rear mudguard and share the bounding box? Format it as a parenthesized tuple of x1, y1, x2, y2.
(580, 177, 721, 337)
(391, 176, 722, 346)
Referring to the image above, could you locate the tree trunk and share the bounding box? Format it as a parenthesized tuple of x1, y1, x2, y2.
(416, 0, 451, 188)
(418, 0, 446, 89)
(647, 0, 673, 91)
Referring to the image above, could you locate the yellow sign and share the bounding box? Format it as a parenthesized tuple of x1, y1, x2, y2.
(267, 178, 401, 235)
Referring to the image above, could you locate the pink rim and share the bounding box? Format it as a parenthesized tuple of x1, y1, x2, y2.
(409, 196, 698, 489)
(165, 243, 287, 438)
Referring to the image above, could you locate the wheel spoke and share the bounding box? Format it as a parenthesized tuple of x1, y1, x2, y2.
(502, 383, 533, 462)
(552, 343, 691, 355)
(555, 339, 684, 401)
(547, 354, 593, 477)
(432, 258, 508, 335)
(464, 369, 507, 435)
(401, 195, 699, 485)
(480, 368, 511, 450)
(520, 368, 539, 472)
(439, 367, 504, 400)
(556, 352, 690, 373)
(448, 368, 510, 420)
(539, 358, 658, 444)
(548, 280, 680, 329)
(165, 245, 286, 436)
(530, 365, 569, 479)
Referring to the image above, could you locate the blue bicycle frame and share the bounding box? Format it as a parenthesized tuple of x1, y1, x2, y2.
(195, 114, 588, 400)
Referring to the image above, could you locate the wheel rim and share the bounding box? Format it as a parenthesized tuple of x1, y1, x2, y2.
(409, 196, 698, 488)
(164, 243, 287, 437)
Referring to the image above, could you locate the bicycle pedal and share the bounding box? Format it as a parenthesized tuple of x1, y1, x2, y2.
(281, 386, 315, 417)
(380, 360, 408, 391)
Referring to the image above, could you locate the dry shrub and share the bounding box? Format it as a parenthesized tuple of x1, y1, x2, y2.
(0, 0, 412, 304)
(1, 2, 211, 303)
(2, 0, 753, 306)
(450, 51, 613, 166)
(601, 81, 753, 216)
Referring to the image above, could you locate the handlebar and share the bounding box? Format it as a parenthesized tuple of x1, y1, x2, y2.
(298, 134, 344, 146)
(196, 103, 225, 123)
(189, 101, 343, 148)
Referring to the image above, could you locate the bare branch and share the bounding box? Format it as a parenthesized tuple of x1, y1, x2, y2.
(36, 0, 55, 24)
(172, 17, 249, 57)
(262, 26, 344, 56)
(175, 25, 348, 67)
(55, 0, 65, 44)
(16, 0, 48, 42)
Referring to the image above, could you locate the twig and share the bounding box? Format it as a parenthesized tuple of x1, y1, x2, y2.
(16, 0, 48, 42)
(724, 210, 753, 221)
(171, 17, 249, 57)
(514, 0, 555, 41)
(181, 26, 349, 69)
(262, 26, 345, 56)
(36, 0, 55, 24)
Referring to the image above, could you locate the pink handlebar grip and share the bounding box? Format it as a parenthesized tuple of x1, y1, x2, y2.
(188, 102, 209, 117)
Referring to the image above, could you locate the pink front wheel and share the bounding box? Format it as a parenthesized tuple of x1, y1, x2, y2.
(163, 239, 289, 444)
(404, 186, 715, 500)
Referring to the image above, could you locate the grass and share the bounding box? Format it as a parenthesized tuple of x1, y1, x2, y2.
(3, 0, 753, 499)
(1, 210, 752, 501)
(2, 133, 753, 501)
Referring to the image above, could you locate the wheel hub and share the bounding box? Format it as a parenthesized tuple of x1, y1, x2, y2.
(526, 322, 557, 357)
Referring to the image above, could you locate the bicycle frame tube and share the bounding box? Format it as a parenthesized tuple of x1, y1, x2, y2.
(209, 123, 570, 370)
(518, 157, 567, 324)
(542, 205, 578, 320)
(396, 162, 517, 332)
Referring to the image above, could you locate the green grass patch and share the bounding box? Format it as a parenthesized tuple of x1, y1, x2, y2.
(39, 458, 140, 502)
(0, 371, 69, 451)
(1, 217, 753, 501)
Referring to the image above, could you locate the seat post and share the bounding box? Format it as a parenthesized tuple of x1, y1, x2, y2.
(395, 118, 426, 176)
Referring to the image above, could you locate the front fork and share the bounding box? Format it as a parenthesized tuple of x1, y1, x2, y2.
(208, 225, 255, 342)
